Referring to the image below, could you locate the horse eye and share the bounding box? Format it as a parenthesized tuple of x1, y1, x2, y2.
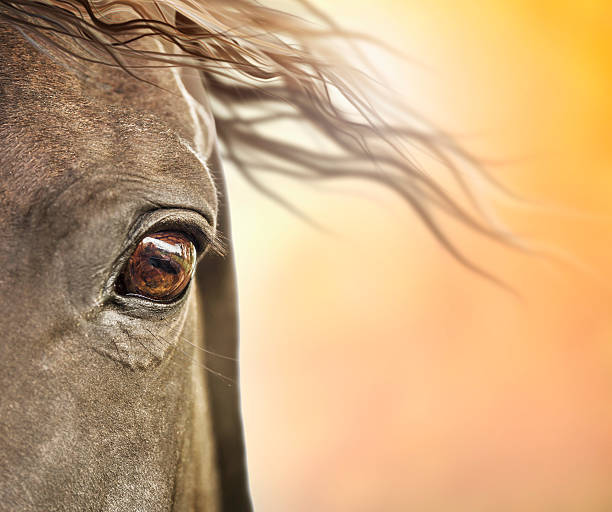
(118, 231, 197, 302)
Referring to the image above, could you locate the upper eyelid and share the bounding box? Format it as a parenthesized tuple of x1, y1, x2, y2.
(126, 208, 216, 256)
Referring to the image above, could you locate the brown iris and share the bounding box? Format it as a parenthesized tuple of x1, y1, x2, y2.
(119, 231, 196, 302)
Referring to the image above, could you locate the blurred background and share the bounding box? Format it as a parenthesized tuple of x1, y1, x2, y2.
(228, 1, 612, 510)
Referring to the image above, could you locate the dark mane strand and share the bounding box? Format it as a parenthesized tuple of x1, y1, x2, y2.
(0, 0, 526, 285)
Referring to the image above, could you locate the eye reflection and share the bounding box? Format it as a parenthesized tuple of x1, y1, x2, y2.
(118, 231, 196, 302)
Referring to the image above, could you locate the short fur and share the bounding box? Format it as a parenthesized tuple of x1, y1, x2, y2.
(0, 22, 249, 510)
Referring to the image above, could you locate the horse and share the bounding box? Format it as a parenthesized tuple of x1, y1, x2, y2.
(0, 0, 517, 510)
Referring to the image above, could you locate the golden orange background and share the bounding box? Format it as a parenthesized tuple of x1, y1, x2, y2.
(230, 2, 612, 510)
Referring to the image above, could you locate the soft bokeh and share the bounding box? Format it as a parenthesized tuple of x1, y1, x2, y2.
(229, 2, 612, 510)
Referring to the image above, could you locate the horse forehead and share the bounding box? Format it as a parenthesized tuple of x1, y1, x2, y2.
(0, 35, 195, 166)
(0, 22, 192, 122)
(0, 25, 215, 221)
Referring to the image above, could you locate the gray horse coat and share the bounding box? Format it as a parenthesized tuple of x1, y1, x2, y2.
(0, 22, 251, 511)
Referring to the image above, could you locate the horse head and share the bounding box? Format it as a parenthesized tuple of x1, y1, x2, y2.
(0, 21, 250, 511)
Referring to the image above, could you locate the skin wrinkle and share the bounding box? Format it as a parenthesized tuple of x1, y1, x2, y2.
(0, 21, 242, 511)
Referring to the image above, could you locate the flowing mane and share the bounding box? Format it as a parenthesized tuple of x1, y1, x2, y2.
(0, 0, 520, 283)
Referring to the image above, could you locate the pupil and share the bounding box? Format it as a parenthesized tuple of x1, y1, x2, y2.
(148, 256, 180, 275)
